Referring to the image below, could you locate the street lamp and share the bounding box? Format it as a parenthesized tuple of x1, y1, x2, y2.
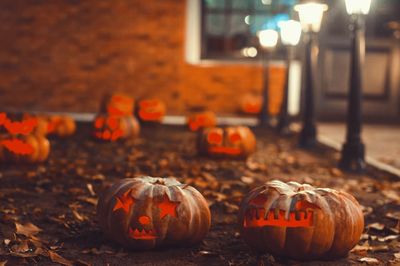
(339, 0, 372, 172)
(294, 1, 328, 148)
(258, 29, 279, 127)
(277, 20, 302, 135)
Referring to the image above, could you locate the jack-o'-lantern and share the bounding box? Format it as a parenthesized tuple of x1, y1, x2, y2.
(137, 99, 166, 123)
(93, 114, 140, 141)
(238, 180, 364, 260)
(97, 176, 211, 250)
(0, 112, 50, 162)
(240, 94, 262, 114)
(101, 93, 134, 116)
(197, 126, 256, 158)
(187, 111, 217, 132)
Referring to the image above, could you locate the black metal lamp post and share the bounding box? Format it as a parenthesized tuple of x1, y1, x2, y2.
(258, 29, 279, 128)
(339, 0, 372, 172)
(294, 1, 328, 148)
(277, 20, 302, 135)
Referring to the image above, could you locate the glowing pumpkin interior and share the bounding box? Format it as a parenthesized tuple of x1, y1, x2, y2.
(243, 195, 317, 228)
(0, 112, 38, 155)
(94, 116, 124, 141)
(138, 100, 164, 121)
(206, 130, 243, 155)
(113, 190, 180, 240)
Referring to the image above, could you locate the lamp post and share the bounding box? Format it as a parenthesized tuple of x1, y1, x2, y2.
(294, 1, 328, 148)
(258, 29, 279, 127)
(339, 0, 372, 172)
(277, 20, 302, 135)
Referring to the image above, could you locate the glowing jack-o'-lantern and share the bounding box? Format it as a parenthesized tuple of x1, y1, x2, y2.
(93, 114, 139, 141)
(26, 114, 76, 137)
(238, 180, 364, 260)
(137, 99, 166, 123)
(240, 94, 262, 114)
(97, 176, 211, 250)
(0, 112, 50, 162)
(197, 126, 256, 158)
(187, 111, 217, 132)
(101, 93, 134, 116)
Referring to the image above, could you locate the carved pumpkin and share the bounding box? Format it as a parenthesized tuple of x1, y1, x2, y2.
(0, 112, 50, 162)
(238, 180, 364, 260)
(101, 93, 134, 116)
(197, 126, 256, 158)
(93, 114, 140, 141)
(187, 111, 217, 132)
(240, 94, 262, 114)
(97, 176, 211, 250)
(137, 99, 166, 123)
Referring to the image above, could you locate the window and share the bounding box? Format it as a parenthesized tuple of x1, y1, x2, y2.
(201, 0, 298, 60)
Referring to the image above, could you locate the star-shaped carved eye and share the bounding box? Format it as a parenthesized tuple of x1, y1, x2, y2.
(157, 195, 179, 219)
(113, 189, 135, 214)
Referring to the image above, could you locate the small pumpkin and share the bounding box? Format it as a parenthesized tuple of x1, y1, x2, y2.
(0, 112, 50, 162)
(197, 126, 256, 158)
(137, 99, 166, 123)
(187, 111, 217, 132)
(97, 176, 211, 250)
(93, 114, 140, 141)
(240, 94, 262, 115)
(238, 180, 364, 260)
(101, 93, 134, 116)
(33, 115, 76, 137)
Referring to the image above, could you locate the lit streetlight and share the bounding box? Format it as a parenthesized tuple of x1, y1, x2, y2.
(339, 0, 373, 172)
(294, 1, 328, 148)
(257, 29, 279, 127)
(277, 20, 302, 135)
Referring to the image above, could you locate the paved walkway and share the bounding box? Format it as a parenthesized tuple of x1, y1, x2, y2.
(319, 123, 400, 171)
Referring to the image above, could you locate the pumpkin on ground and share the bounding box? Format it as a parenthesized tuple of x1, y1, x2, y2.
(238, 180, 364, 260)
(93, 114, 140, 141)
(101, 93, 134, 116)
(34, 115, 76, 137)
(187, 111, 217, 132)
(0, 112, 50, 162)
(197, 126, 256, 158)
(97, 176, 211, 250)
(137, 99, 166, 123)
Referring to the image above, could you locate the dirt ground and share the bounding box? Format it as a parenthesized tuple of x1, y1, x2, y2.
(0, 123, 399, 266)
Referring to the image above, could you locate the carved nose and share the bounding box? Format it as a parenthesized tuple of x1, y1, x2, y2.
(138, 216, 150, 225)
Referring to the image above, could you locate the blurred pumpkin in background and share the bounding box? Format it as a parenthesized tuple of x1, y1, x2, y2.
(97, 176, 211, 250)
(28, 114, 76, 137)
(187, 111, 216, 132)
(238, 180, 364, 260)
(101, 93, 134, 116)
(239, 94, 262, 115)
(93, 113, 139, 141)
(137, 99, 166, 123)
(0, 112, 50, 162)
(197, 126, 256, 158)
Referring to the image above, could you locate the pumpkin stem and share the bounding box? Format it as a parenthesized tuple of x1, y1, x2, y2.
(153, 178, 166, 185)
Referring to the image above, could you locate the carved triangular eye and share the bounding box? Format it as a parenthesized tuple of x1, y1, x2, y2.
(113, 189, 135, 214)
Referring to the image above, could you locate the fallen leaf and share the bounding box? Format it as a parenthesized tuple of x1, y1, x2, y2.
(394, 252, 400, 259)
(240, 176, 254, 185)
(15, 222, 42, 237)
(86, 183, 96, 197)
(367, 223, 385, 231)
(358, 257, 380, 264)
(377, 235, 398, 242)
(0, 261, 7, 266)
(49, 251, 73, 266)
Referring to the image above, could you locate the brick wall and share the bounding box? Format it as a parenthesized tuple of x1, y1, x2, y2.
(0, 0, 281, 115)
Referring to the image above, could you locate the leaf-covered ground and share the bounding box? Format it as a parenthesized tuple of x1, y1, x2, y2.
(0, 124, 399, 265)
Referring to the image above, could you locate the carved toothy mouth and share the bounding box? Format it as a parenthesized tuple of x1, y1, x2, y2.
(128, 227, 157, 240)
(209, 146, 242, 155)
(1, 139, 34, 155)
(243, 208, 314, 228)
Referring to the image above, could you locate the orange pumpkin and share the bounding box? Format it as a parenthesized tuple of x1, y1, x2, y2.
(97, 176, 211, 250)
(93, 114, 140, 141)
(32, 115, 76, 137)
(238, 180, 364, 260)
(197, 126, 256, 158)
(187, 111, 217, 132)
(137, 99, 166, 122)
(0, 112, 50, 162)
(240, 94, 262, 114)
(101, 93, 134, 116)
